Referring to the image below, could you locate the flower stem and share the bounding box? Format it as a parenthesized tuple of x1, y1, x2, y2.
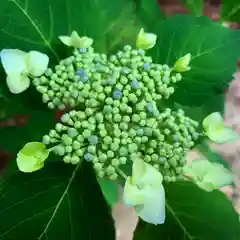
(116, 167, 128, 180)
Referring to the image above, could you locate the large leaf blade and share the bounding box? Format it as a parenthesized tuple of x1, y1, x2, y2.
(221, 0, 240, 22)
(0, 110, 56, 154)
(0, 0, 142, 115)
(134, 182, 240, 240)
(179, 0, 204, 17)
(148, 15, 240, 107)
(0, 162, 115, 239)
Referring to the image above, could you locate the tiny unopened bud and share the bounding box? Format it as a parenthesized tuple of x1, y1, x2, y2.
(42, 135, 50, 145)
(173, 53, 191, 73)
(62, 134, 73, 145)
(71, 155, 80, 164)
(109, 173, 118, 180)
(136, 28, 157, 50)
(63, 155, 71, 163)
(68, 128, 78, 138)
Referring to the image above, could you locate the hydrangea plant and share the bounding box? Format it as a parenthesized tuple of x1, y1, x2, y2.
(0, 0, 240, 239)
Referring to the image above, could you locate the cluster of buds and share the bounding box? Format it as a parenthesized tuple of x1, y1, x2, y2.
(33, 45, 182, 110)
(1, 29, 201, 183)
(42, 106, 200, 181)
(32, 31, 201, 181)
(1, 28, 236, 227)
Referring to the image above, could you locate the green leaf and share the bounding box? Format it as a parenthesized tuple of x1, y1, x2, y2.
(179, 0, 204, 17)
(0, 0, 142, 114)
(0, 110, 56, 154)
(134, 0, 164, 29)
(134, 181, 240, 240)
(148, 15, 240, 107)
(172, 92, 225, 124)
(0, 0, 141, 60)
(98, 179, 119, 206)
(221, 0, 240, 22)
(0, 161, 115, 239)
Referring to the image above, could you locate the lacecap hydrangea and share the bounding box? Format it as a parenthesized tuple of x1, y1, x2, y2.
(31, 31, 203, 181)
(3, 29, 236, 226)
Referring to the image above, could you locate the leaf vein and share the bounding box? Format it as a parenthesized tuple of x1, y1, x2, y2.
(1, 29, 43, 46)
(0, 205, 56, 239)
(166, 202, 194, 240)
(37, 164, 81, 239)
(9, 0, 59, 60)
(67, 193, 73, 240)
(48, 3, 54, 42)
(0, 177, 59, 202)
(0, 184, 61, 216)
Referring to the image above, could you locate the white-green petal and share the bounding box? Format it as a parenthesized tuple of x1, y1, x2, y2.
(196, 180, 216, 192)
(203, 163, 233, 188)
(203, 112, 239, 143)
(6, 73, 30, 94)
(188, 160, 212, 179)
(17, 142, 49, 173)
(78, 37, 93, 48)
(136, 28, 157, 50)
(0, 49, 27, 75)
(207, 127, 239, 144)
(17, 153, 44, 173)
(25, 51, 49, 76)
(123, 177, 145, 206)
(203, 112, 224, 132)
(184, 159, 233, 192)
(70, 31, 82, 47)
(59, 36, 72, 46)
(135, 185, 165, 225)
(132, 159, 145, 184)
(132, 159, 163, 187)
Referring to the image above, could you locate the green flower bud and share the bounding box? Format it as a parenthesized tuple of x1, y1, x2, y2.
(42, 135, 50, 145)
(141, 136, 148, 143)
(128, 93, 138, 103)
(83, 129, 92, 138)
(144, 155, 151, 162)
(103, 136, 112, 145)
(111, 158, 119, 166)
(128, 143, 138, 153)
(73, 140, 81, 149)
(109, 173, 118, 180)
(97, 171, 105, 178)
(97, 153, 106, 163)
(119, 146, 128, 156)
(62, 134, 73, 145)
(66, 146, 73, 153)
(71, 155, 80, 164)
(106, 165, 115, 175)
(63, 155, 71, 163)
(110, 142, 119, 151)
(88, 145, 96, 153)
(94, 163, 102, 171)
(53, 144, 66, 156)
(49, 130, 58, 138)
(76, 149, 84, 156)
(107, 150, 114, 158)
(68, 128, 78, 138)
(37, 86, 48, 94)
(42, 94, 50, 103)
(113, 114, 122, 122)
(99, 129, 107, 137)
(147, 148, 154, 154)
(119, 122, 128, 131)
(134, 136, 141, 144)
